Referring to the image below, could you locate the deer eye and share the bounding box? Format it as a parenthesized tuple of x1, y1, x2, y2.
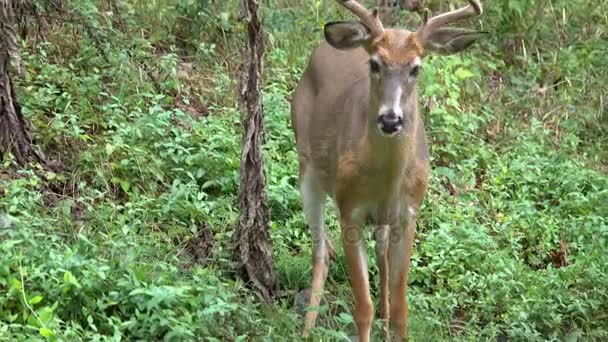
(410, 65, 421, 77)
(369, 59, 380, 73)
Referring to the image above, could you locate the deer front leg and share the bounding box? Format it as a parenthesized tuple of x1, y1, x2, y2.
(341, 217, 373, 342)
(388, 207, 417, 340)
(374, 224, 390, 338)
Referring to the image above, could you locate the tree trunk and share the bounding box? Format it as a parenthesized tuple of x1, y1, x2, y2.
(234, 0, 277, 302)
(0, 0, 39, 166)
(378, 0, 399, 27)
(378, 0, 423, 26)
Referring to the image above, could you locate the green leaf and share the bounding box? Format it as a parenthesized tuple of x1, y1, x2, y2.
(63, 271, 74, 284)
(435, 166, 456, 182)
(39, 327, 53, 338)
(105, 143, 115, 156)
(63, 271, 81, 289)
(454, 67, 474, 79)
(6, 313, 18, 323)
(9, 277, 22, 290)
(120, 180, 131, 192)
(337, 312, 354, 324)
(38, 306, 54, 325)
(29, 295, 43, 305)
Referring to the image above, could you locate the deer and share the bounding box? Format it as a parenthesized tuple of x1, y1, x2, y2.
(290, 0, 485, 340)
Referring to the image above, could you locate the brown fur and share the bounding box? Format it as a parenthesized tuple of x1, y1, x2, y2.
(292, 29, 429, 342)
(372, 31, 423, 66)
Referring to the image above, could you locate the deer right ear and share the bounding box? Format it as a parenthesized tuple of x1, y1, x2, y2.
(324, 21, 372, 50)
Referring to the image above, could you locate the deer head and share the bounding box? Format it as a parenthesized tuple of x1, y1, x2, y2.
(324, 0, 485, 137)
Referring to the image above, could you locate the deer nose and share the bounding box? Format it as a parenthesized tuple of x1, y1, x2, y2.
(378, 110, 403, 134)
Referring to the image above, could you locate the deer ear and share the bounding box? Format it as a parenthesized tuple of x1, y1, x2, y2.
(324, 21, 372, 50)
(422, 28, 487, 54)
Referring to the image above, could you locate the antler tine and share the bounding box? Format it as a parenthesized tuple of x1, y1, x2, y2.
(336, 0, 385, 37)
(418, 0, 483, 40)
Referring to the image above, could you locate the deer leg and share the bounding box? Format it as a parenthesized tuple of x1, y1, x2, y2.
(300, 169, 330, 337)
(374, 224, 390, 338)
(341, 218, 373, 342)
(388, 207, 417, 340)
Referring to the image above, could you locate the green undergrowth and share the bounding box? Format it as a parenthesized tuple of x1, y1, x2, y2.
(1, 0, 607, 340)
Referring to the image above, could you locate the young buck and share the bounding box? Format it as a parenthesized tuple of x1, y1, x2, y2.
(291, 0, 485, 340)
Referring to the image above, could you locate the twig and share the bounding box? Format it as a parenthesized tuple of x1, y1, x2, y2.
(18, 251, 47, 330)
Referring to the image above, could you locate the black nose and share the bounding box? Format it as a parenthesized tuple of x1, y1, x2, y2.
(378, 110, 403, 134)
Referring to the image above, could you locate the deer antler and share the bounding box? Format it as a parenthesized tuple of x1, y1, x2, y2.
(418, 0, 483, 41)
(336, 0, 385, 37)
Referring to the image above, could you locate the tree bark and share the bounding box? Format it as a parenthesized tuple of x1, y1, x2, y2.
(378, 0, 399, 27)
(234, 0, 277, 302)
(0, 0, 39, 166)
(378, 0, 423, 26)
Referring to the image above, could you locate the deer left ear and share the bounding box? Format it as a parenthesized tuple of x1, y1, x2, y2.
(421, 28, 487, 55)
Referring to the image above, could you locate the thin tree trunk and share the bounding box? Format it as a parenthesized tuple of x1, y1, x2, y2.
(235, 0, 277, 302)
(378, 0, 398, 26)
(0, 0, 40, 166)
(402, 0, 422, 12)
(321, 0, 329, 17)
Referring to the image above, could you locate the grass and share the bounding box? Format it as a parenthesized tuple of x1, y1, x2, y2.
(1, 0, 607, 340)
